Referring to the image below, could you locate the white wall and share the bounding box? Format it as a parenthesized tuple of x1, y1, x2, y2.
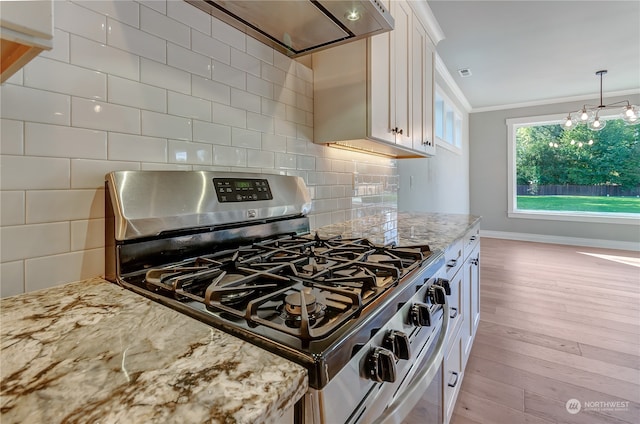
(0, 0, 398, 297)
(398, 72, 470, 214)
(469, 94, 640, 247)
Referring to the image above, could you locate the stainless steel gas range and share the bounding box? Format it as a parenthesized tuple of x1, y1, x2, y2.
(105, 171, 450, 424)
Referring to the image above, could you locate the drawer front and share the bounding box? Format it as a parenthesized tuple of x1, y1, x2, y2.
(444, 238, 463, 279)
(463, 224, 480, 259)
(444, 269, 463, 349)
(443, 327, 463, 423)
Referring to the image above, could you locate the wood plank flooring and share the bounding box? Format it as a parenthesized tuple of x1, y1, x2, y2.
(451, 238, 640, 424)
(402, 237, 640, 424)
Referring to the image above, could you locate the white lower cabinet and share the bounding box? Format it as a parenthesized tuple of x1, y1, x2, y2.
(442, 223, 480, 423)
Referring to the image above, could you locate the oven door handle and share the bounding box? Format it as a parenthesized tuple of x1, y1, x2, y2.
(371, 285, 450, 424)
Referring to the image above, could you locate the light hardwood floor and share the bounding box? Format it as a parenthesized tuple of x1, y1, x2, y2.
(428, 238, 639, 424)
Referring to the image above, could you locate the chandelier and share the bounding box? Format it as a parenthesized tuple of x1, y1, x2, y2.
(561, 70, 639, 131)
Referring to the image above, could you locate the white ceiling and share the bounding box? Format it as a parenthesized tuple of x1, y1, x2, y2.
(427, 0, 640, 111)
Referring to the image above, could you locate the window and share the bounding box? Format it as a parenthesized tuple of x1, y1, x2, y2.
(435, 88, 462, 151)
(507, 113, 640, 224)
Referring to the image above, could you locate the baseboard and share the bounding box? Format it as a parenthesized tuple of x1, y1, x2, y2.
(480, 230, 640, 252)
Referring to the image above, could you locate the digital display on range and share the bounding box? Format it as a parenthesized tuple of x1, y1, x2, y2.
(213, 178, 273, 203)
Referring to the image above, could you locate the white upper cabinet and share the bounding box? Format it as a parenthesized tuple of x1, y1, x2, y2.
(0, 0, 53, 83)
(313, 0, 441, 158)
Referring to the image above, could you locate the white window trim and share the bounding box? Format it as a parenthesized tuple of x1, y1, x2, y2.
(506, 114, 640, 225)
(435, 86, 463, 155)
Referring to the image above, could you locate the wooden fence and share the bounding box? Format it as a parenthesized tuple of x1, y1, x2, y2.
(517, 185, 640, 196)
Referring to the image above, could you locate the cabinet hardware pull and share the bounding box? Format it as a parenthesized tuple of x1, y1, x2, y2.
(450, 307, 458, 319)
(448, 371, 459, 387)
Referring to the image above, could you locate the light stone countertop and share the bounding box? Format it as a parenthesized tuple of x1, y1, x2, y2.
(0, 278, 307, 424)
(313, 212, 481, 252)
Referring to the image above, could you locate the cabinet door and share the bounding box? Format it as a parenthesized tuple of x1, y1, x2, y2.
(389, 0, 412, 148)
(469, 244, 480, 335)
(410, 15, 436, 155)
(461, 263, 472, 364)
(369, 31, 393, 143)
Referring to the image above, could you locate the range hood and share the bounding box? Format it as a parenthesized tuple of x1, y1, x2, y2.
(185, 0, 394, 57)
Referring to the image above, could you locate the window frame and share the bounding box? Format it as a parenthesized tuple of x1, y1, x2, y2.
(435, 87, 463, 154)
(506, 113, 640, 225)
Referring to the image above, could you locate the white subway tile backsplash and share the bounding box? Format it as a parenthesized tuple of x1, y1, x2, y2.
(297, 94, 313, 113)
(70, 35, 139, 81)
(55, 1, 107, 43)
(246, 37, 273, 64)
(275, 86, 296, 107)
(211, 19, 245, 51)
(247, 150, 274, 168)
(212, 103, 246, 128)
(193, 120, 231, 145)
(274, 52, 293, 72)
(140, 58, 190, 95)
(72, 98, 140, 133)
(296, 62, 313, 83)
(231, 128, 261, 149)
(0, 222, 70, 262)
(246, 113, 274, 133)
(247, 75, 273, 99)
(24, 57, 107, 101)
(26, 189, 104, 223)
(212, 60, 245, 90)
(141, 110, 192, 140)
(0, 191, 25, 226)
(231, 49, 260, 77)
(25, 248, 104, 292)
(71, 159, 140, 189)
(141, 162, 192, 171)
(168, 91, 211, 121)
(167, 0, 210, 35)
(192, 30, 230, 64)
(231, 89, 261, 113)
(261, 63, 286, 86)
(40, 29, 70, 62)
(297, 124, 313, 142)
(76, 0, 139, 27)
(286, 105, 307, 125)
(168, 140, 213, 165)
(0, 85, 70, 126)
(261, 98, 287, 119)
(274, 152, 296, 169)
(107, 18, 166, 62)
(71, 219, 105, 251)
(168, 43, 211, 78)
(139, 0, 166, 14)
(25, 123, 107, 159)
(108, 75, 166, 113)
(1, 119, 24, 155)
(261, 133, 287, 153)
(0, 156, 70, 190)
(1, 261, 24, 297)
(297, 155, 316, 171)
(192, 75, 230, 105)
(108, 133, 167, 162)
(140, 5, 190, 48)
(275, 119, 297, 138)
(212, 145, 247, 167)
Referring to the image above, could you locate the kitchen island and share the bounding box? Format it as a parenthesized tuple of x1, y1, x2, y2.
(0, 278, 307, 424)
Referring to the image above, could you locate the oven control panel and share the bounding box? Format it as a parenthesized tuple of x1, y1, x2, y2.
(213, 178, 273, 202)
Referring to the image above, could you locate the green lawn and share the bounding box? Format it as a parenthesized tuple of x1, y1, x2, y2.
(517, 195, 640, 214)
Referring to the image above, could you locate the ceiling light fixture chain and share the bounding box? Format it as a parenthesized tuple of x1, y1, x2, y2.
(561, 70, 639, 132)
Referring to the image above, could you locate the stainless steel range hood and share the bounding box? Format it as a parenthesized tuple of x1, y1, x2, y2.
(185, 0, 394, 57)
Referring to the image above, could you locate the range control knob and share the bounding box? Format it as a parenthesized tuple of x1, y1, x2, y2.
(410, 303, 432, 327)
(434, 278, 451, 295)
(428, 285, 446, 305)
(366, 347, 396, 383)
(382, 330, 410, 360)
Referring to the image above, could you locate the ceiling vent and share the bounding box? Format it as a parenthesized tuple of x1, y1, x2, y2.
(457, 68, 472, 78)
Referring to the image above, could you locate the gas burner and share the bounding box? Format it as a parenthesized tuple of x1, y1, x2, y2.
(280, 291, 327, 328)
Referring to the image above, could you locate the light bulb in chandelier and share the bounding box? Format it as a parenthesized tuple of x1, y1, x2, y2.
(561, 114, 575, 129)
(622, 105, 640, 125)
(588, 115, 606, 131)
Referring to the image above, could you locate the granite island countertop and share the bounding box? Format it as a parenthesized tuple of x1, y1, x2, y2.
(0, 278, 307, 424)
(313, 212, 481, 252)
